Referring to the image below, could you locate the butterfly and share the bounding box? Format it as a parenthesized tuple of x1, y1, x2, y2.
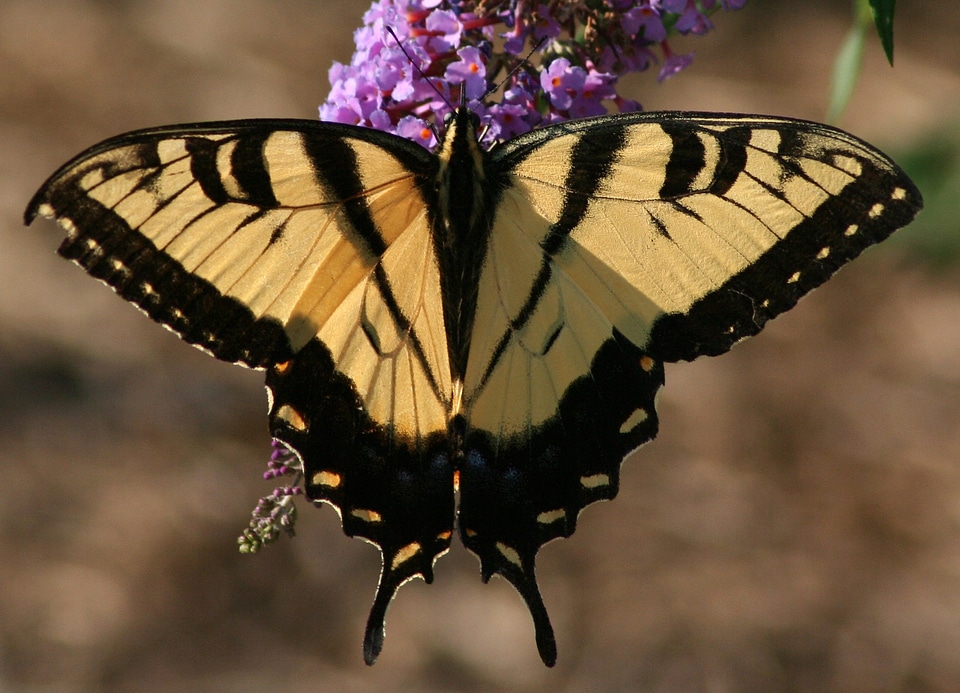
(25, 107, 922, 665)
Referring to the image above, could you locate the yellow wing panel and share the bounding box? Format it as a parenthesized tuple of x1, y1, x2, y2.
(318, 207, 451, 439)
(69, 129, 436, 353)
(464, 189, 611, 435)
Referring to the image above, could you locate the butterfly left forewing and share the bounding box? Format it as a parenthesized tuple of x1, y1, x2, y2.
(499, 112, 922, 362)
(640, 115, 922, 361)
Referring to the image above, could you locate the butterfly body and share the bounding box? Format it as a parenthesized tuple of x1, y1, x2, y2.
(26, 107, 921, 666)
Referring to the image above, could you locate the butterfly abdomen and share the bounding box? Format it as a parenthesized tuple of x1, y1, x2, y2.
(433, 108, 506, 380)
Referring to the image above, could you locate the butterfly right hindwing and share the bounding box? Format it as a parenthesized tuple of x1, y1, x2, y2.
(266, 337, 455, 665)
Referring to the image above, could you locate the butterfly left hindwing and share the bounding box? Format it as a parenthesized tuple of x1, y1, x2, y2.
(27, 107, 921, 667)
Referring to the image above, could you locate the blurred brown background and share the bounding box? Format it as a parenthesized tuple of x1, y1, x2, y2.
(2, 1, 960, 690)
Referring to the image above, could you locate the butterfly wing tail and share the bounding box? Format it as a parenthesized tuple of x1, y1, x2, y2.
(459, 330, 664, 666)
(267, 338, 456, 665)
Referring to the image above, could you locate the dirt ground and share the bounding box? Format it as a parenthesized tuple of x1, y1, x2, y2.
(2, 1, 960, 691)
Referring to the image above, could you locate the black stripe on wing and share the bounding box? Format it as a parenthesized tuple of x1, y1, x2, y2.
(300, 133, 390, 258)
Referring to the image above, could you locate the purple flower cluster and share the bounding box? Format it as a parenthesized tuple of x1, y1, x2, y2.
(238, 442, 302, 553)
(320, 0, 746, 147)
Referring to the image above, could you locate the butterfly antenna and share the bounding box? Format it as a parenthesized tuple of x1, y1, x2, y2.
(385, 26, 454, 142)
(485, 36, 545, 101)
(474, 38, 545, 145)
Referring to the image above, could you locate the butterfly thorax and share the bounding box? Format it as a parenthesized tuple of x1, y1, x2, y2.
(434, 108, 499, 383)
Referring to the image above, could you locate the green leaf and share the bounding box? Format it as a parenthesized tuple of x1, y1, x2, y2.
(868, 0, 897, 64)
(827, 20, 865, 124)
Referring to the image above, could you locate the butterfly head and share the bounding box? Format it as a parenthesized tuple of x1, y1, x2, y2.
(438, 107, 484, 161)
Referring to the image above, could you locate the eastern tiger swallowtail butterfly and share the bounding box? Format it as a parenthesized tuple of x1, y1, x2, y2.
(25, 107, 921, 666)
